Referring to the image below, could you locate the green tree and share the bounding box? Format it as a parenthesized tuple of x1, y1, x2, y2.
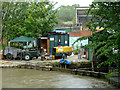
(2, 1, 57, 43)
(74, 2, 120, 71)
(24, 2, 57, 37)
(56, 4, 80, 24)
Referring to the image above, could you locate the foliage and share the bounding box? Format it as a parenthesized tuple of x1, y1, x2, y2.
(105, 73, 120, 80)
(0, 44, 6, 50)
(63, 21, 73, 24)
(73, 44, 79, 54)
(56, 4, 80, 24)
(2, 1, 57, 43)
(74, 2, 120, 70)
(52, 61, 60, 67)
(72, 17, 76, 24)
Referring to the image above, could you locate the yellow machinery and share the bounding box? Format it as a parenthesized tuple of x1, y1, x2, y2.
(52, 46, 72, 59)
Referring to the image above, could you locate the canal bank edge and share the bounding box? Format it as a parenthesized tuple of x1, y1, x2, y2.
(0, 62, 120, 88)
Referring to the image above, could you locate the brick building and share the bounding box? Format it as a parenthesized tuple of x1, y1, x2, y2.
(69, 31, 92, 37)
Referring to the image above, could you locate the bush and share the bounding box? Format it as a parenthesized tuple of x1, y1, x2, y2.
(51, 61, 60, 67)
(105, 73, 120, 80)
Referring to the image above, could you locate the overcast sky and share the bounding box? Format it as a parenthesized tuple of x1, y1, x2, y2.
(50, 0, 94, 9)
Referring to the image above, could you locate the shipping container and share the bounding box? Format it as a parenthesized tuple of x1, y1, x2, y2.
(38, 32, 69, 55)
(48, 32, 69, 55)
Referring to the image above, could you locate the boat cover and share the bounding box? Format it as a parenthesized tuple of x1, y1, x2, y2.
(60, 58, 71, 65)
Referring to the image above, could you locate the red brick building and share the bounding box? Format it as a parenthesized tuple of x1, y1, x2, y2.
(69, 31, 92, 37)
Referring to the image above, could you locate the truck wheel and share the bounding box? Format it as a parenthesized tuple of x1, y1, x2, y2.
(6, 53, 13, 60)
(24, 54, 31, 61)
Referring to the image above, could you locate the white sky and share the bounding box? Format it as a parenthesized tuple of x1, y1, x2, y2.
(50, 0, 94, 9)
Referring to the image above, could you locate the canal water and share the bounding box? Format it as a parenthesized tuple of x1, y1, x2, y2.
(2, 68, 114, 88)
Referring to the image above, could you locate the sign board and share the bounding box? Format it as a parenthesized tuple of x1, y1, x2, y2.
(58, 48, 63, 52)
(41, 37, 48, 39)
(65, 41, 67, 44)
(50, 38, 54, 41)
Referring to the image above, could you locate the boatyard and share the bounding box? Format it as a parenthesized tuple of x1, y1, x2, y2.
(0, 0, 120, 89)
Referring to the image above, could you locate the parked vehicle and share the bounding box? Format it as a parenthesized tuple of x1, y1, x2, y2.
(4, 47, 40, 60)
(4, 36, 40, 60)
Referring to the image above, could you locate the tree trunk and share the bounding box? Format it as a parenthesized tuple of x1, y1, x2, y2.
(91, 52, 94, 71)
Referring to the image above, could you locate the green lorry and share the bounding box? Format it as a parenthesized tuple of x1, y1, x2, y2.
(4, 47, 40, 60)
(3, 36, 40, 60)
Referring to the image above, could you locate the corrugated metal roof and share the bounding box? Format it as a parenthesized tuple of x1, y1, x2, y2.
(53, 29, 66, 33)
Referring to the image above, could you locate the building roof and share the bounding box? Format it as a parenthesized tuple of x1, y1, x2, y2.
(53, 29, 66, 33)
(9, 36, 35, 43)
